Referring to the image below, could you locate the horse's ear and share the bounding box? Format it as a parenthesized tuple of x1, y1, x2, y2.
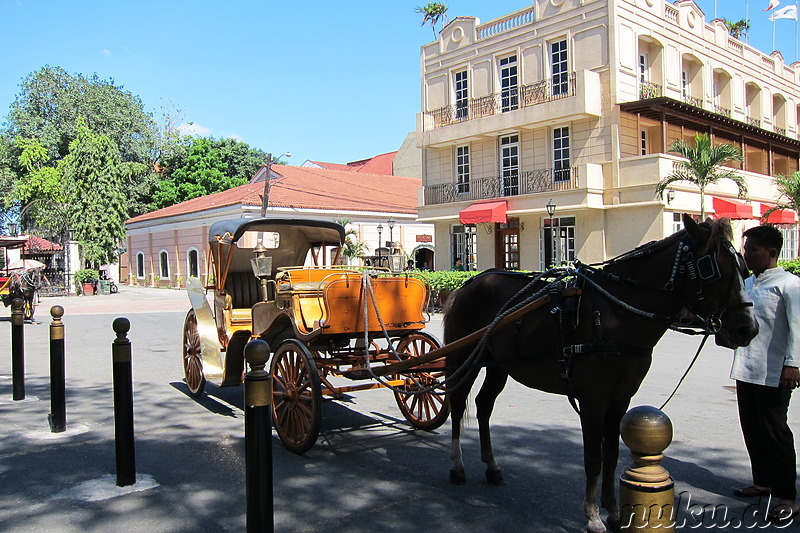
(683, 213, 698, 238)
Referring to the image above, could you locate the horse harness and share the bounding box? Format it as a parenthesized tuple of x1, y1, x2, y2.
(535, 235, 750, 415)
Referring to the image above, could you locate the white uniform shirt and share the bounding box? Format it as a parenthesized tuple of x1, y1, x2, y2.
(731, 267, 800, 387)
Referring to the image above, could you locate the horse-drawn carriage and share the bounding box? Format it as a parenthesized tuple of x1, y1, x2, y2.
(182, 217, 449, 453)
(0, 259, 47, 321)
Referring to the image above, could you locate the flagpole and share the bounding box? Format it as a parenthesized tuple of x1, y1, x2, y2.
(796, 1, 798, 62)
(773, 17, 776, 51)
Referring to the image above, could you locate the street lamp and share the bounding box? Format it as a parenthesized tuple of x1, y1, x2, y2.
(545, 199, 557, 267)
(260, 152, 292, 217)
(377, 223, 383, 267)
(387, 218, 395, 253)
(8, 222, 18, 237)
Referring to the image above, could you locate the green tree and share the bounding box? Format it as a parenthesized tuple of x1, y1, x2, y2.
(151, 137, 241, 209)
(655, 133, 746, 219)
(60, 120, 128, 267)
(211, 137, 269, 184)
(9, 138, 69, 236)
(416, 2, 449, 37)
(334, 218, 368, 264)
(725, 19, 751, 40)
(763, 171, 800, 223)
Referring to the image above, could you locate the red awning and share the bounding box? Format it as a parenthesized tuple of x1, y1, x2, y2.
(712, 197, 753, 220)
(761, 204, 798, 224)
(459, 201, 508, 224)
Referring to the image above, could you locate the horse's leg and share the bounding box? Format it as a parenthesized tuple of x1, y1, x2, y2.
(449, 367, 479, 485)
(600, 401, 629, 532)
(580, 405, 608, 533)
(475, 365, 508, 485)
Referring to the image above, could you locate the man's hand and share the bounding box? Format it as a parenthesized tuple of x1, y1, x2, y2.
(780, 366, 800, 389)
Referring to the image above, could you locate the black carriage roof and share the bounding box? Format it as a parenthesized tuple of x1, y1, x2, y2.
(208, 217, 345, 246)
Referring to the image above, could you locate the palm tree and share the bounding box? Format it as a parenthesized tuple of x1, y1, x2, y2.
(416, 2, 449, 38)
(655, 133, 746, 219)
(334, 217, 368, 264)
(725, 19, 751, 40)
(763, 171, 800, 222)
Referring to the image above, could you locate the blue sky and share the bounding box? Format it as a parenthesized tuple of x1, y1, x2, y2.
(0, 0, 796, 166)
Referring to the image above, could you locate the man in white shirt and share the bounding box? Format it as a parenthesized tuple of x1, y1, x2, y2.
(731, 225, 800, 524)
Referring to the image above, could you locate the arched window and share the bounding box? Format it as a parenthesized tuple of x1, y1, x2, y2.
(159, 250, 170, 279)
(187, 248, 200, 278)
(136, 252, 145, 279)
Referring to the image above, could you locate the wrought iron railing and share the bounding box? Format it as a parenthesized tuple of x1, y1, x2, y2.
(424, 73, 577, 130)
(683, 95, 703, 107)
(424, 167, 579, 205)
(775, 126, 786, 136)
(714, 105, 731, 117)
(639, 82, 662, 99)
(746, 116, 761, 127)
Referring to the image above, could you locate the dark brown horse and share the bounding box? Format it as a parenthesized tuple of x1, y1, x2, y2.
(443, 215, 758, 532)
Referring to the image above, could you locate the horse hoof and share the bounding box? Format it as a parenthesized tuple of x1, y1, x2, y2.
(450, 469, 466, 485)
(586, 519, 607, 533)
(485, 469, 505, 486)
(606, 516, 621, 533)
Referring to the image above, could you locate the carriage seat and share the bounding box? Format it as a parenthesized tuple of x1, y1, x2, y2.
(224, 272, 262, 324)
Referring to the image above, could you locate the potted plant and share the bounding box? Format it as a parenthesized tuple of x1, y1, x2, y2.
(74, 269, 100, 296)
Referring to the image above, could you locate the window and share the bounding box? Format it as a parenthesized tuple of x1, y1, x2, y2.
(499, 55, 518, 112)
(542, 216, 576, 268)
(187, 248, 199, 278)
(551, 39, 568, 96)
(672, 213, 683, 235)
(451, 224, 477, 271)
(454, 70, 468, 120)
(681, 70, 689, 98)
(779, 227, 798, 262)
(159, 250, 170, 279)
(553, 127, 570, 182)
(500, 134, 519, 196)
(136, 252, 145, 279)
(639, 53, 649, 84)
(456, 145, 470, 194)
(640, 130, 648, 155)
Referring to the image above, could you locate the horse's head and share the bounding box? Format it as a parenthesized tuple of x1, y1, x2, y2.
(681, 214, 758, 348)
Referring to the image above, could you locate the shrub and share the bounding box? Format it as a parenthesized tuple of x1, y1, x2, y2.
(74, 268, 99, 284)
(779, 259, 800, 277)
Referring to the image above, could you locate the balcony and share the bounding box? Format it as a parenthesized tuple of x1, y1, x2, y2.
(683, 95, 703, 108)
(424, 167, 578, 205)
(639, 82, 663, 99)
(746, 116, 761, 127)
(775, 125, 787, 136)
(424, 74, 577, 130)
(714, 105, 732, 118)
(420, 70, 601, 148)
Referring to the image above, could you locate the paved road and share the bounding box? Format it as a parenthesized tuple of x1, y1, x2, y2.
(0, 286, 796, 531)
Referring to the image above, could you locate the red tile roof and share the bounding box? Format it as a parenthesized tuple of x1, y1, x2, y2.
(126, 165, 421, 224)
(24, 235, 62, 252)
(307, 151, 397, 175)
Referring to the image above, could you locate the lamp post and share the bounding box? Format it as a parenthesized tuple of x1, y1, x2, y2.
(546, 199, 557, 267)
(377, 223, 383, 267)
(387, 218, 395, 269)
(260, 152, 291, 217)
(8, 222, 18, 237)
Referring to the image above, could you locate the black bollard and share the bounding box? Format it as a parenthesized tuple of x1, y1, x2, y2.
(48, 306, 66, 432)
(244, 339, 273, 533)
(112, 317, 136, 487)
(11, 298, 25, 401)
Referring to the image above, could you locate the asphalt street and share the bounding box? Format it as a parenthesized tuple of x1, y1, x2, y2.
(0, 285, 797, 532)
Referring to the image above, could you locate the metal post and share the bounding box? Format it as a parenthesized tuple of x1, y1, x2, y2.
(49, 305, 66, 432)
(244, 339, 273, 533)
(11, 298, 25, 401)
(112, 317, 136, 487)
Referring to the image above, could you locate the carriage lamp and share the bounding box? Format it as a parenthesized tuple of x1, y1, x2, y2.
(8, 222, 18, 237)
(666, 189, 676, 204)
(251, 243, 273, 301)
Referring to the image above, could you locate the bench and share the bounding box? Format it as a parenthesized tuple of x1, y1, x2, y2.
(223, 272, 261, 325)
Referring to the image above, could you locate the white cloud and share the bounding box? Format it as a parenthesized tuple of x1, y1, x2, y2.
(224, 133, 243, 142)
(177, 122, 211, 137)
(100, 49, 112, 57)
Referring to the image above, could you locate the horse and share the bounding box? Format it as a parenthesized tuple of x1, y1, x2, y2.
(1, 268, 47, 320)
(443, 215, 758, 533)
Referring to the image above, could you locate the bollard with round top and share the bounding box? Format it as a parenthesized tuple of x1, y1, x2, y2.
(619, 405, 675, 532)
(244, 338, 273, 533)
(49, 305, 66, 432)
(112, 317, 136, 487)
(11, 298, 25, 400)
